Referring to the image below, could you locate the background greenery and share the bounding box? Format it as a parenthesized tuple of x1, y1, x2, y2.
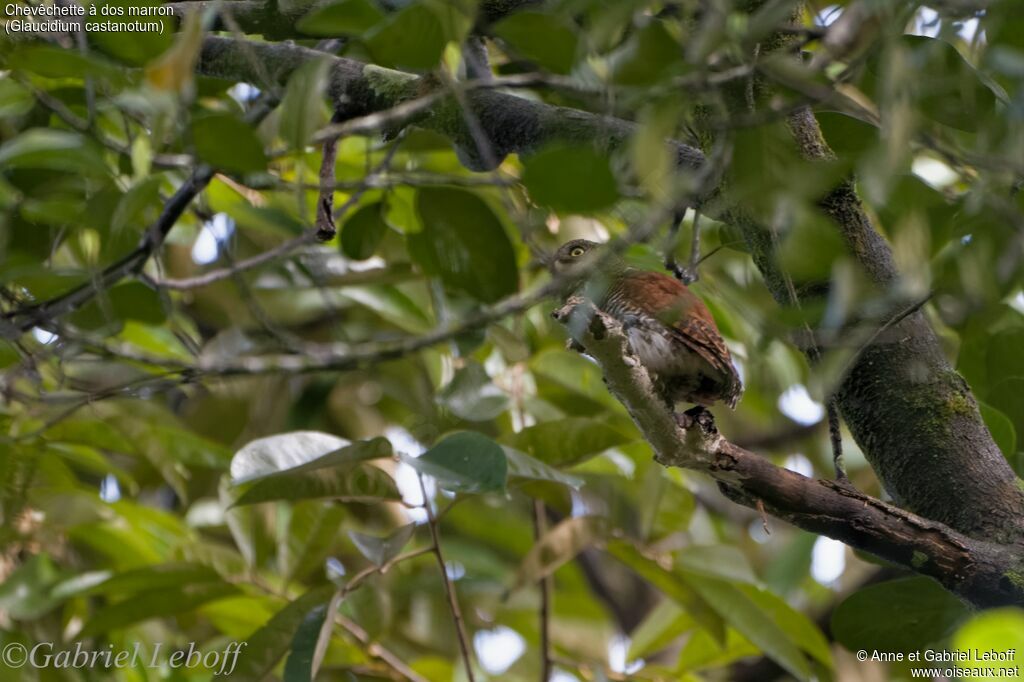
(1, 0, 1023, 680)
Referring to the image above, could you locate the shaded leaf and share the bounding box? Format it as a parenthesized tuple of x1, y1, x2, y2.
(403, 431, 508, 494)
(493, 11, 579, 74)
(831, 577, 969, 653)
(78, 582, 238, 638)
(367, 3, 447, 70)
(438, 362, 509, 421)
(522, 144, 620, 213)
(279, 59, 331, 149)
(979, 402, 1017, 459)
(231, 585, 336, 681)
(504, 447, 584, 489)
(511, 516, 607, 592)
(349, 523, 416, 566)
(684, 573, 812, 681)
(502, 417, 631, 467)
(297, 0, 386, 36)
(234, 462, 401, 506)
(409, 187, 518, 303)
(0, 129, 108, 177)
(192, 113, 268, 173)
(607, 540, 726, 644)
(341, 202, 388, 260)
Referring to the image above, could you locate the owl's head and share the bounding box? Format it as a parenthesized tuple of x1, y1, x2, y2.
(550, 239, 602, 276)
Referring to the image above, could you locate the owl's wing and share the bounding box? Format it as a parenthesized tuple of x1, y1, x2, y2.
(618, 271, 742, 390)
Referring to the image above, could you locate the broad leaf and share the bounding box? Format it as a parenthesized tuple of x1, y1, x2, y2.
(296, 0, 386, 36)
(349, 523, 416, 566)
(502, 417, 631, 467)
(522, 144, 620, 212)
(230, 433, 390, 484)
(409, 187, 518, 303)
(438, 362, 509, 422)
(504, 447, 584, 489)
(0, 129, 108, 177)
(191, 113, 268, 173)
(831, 577, 970, 653)
(231, 585, 337, 681)
(78, 582, 238, 638)
(511, 516, 607, 592)
(404, 431, 508, 494)
(233, 463, 401, 506)
(493, 11, 579, 74)
(341, 202, 388, 260)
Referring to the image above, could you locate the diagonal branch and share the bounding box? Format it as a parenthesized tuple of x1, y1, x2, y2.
(552, 298, 1024, 609)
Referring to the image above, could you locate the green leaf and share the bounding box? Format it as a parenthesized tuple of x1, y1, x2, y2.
(404, 431, 508, 494)
(504, 448, 584, 489)
(232, 585, 336, 681)
(230, 432, 391, 484)
(112, 176, 162, 234)
(502, 417, 630, 468)
(0, 129, 108, 177)
(953, 608, 1024, 674)
(628, 600, 694, 660)
(69, 281, 166, 330)
(531, 348, 625, 413)
(78, 581, 239, 638)
(511, 516, 607, 592)
(283, 599, 336, 682)
(349, 523, 416, 566)
(988, 378, 1024, 447)
(898, 35, 1001, 132)
(339, 285, 433, 334)
(522, 144, 620, 213)
(437, 361, 509, 422)
(234, 462, 401, 506)
(192, 113, 268, 174)
(280, 502, 347, 582)
(279, 59, 331, 149)
(384, 186, 422, 233)
(831, 577, 970, 653)
(0, 554, 64, 620)
(296, 0, 386, 36)
(738, 584, 832, 669)
(409, 187, 518, 303)
(684, 574, 812, 681)
(7, 45, 128, 85)
(979, 402, 1017, 459)
(492, 11, 579, 74)
(366, 2, 458, 70)
(609, 19, 683, 86)
(0, 79, 34, 118)
(341, 202, 388, 260)
(82, 563, 222, 596)
(677, 546, 759, 586)
(606, 540, 726, 645)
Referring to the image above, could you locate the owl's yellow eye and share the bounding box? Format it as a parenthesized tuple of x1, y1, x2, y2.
(570, 247, 585, 257)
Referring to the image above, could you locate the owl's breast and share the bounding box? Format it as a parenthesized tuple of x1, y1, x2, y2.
(625, 324, 706, 377)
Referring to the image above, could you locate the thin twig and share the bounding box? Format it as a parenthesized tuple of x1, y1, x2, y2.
(418, 473, 476, 682)
(533, 499, 552, 682)
(315, 121, 342, 240)
(334, 614, 430, 682)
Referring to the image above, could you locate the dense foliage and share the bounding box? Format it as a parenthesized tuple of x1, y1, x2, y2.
(1, 0, 1023, 680)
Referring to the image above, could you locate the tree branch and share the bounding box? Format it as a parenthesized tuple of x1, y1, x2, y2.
(552, 298, 1024, 608)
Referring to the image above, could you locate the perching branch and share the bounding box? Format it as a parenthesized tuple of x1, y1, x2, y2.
(552, 298, 1024, 609)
